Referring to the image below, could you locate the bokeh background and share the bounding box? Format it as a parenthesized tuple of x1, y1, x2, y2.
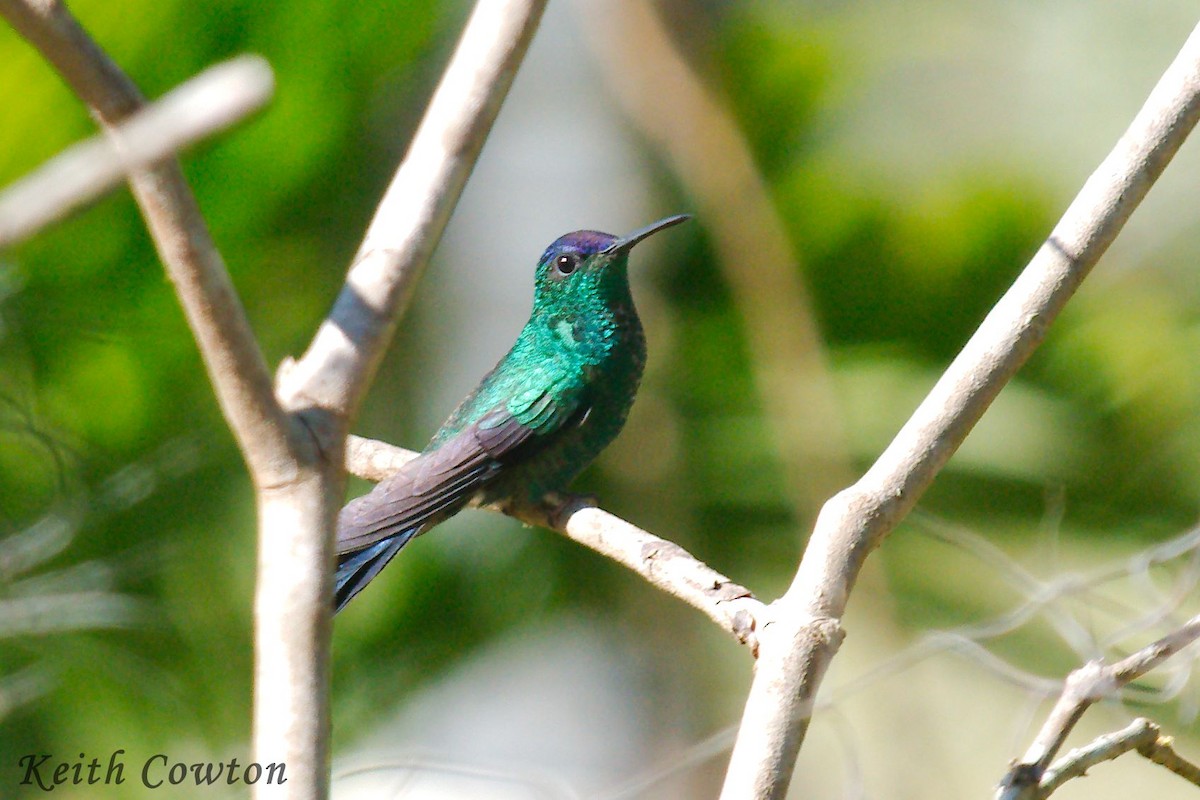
(3, 1, 1200, 798)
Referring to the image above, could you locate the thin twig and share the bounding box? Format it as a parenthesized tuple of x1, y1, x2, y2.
(720, 20, 1200, 800)
(0, 0, 302, 479)
(0, 668, 51, 723)
(0, 55, 273, 247)
(276, 0, 549, 423)
(1035, 717, 1200, 797)
(829, 521, 1200, 711)
(346, 435, 764, 649)
(1137, 728, 1200, 788)
(0, 592, 144, 636)
(1037, 718, 1157, 795)
(996, 613, 1200, 799)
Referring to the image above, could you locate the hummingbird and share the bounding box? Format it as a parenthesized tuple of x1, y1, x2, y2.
(334, 214, 690, 612)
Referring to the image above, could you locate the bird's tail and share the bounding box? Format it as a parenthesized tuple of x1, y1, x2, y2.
(334, 529, 418, 614)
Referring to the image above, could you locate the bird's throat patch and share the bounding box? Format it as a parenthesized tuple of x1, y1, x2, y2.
(555, 319, 576, 344)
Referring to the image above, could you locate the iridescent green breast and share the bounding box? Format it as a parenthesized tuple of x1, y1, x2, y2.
(424, 226, 652, 504)
(503, 297, 646, 499)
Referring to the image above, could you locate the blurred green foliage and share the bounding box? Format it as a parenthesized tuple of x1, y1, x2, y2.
(3, 1, 1200, 797)
(0, 0, 448, 783)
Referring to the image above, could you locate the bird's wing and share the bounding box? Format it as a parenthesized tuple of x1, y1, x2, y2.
(336, 375, 588, 556)
(501, 379, 587, 433)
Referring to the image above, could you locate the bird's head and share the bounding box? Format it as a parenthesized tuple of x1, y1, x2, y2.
(531, 215, 689, 315)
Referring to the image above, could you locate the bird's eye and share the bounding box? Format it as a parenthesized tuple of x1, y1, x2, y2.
(554, 253, 579, 275)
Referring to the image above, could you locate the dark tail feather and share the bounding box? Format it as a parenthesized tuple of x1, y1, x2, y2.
(334, 529, 417, 614)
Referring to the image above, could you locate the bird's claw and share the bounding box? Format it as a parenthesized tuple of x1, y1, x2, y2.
(540, 490, 598, 528)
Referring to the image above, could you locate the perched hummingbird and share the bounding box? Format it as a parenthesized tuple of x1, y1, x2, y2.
(334, 215, 690, 612)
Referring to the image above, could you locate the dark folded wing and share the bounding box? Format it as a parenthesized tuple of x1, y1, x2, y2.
(336, 407, 550, 555)
(333, 371, 593, 612)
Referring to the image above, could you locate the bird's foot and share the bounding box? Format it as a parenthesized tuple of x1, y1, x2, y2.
(497, 491, 598, 529)
(539, 490, 598, 529)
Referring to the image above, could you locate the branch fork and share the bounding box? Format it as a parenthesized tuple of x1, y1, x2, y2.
(6, 2, 1200, 799)
(997, 613, 1200, 799)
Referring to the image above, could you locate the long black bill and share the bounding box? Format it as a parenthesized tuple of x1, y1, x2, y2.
(602, 213, 691, 255)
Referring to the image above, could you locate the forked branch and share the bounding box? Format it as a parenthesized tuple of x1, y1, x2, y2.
(276, 0, 549, 422)
(0, 0, 301, 480)
(0, 2, 550, 799)
(719, 19, 1200, 800)
(997, 614, 1200, 799)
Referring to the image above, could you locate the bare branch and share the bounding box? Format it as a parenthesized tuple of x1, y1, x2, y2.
(720, 20, 1200, 800)
(1037, 718, 1158, 796)
(1023, 717, 1200, 798)
(258, 6, 547, 796)
(277, 0, 549, 422)
(996, 614, 1200, 799)
(346, 435, 764, 648)
(265, 2, 546, 795)
(252, 468, 339, 800)
(0, 2, 329, 796)
(0, 55, 273, 247)
(0, 0, 302, 481)
(3, 2, 551, 798)
(1136, 727, 1200, 789)
(258, 4, 549, 796)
